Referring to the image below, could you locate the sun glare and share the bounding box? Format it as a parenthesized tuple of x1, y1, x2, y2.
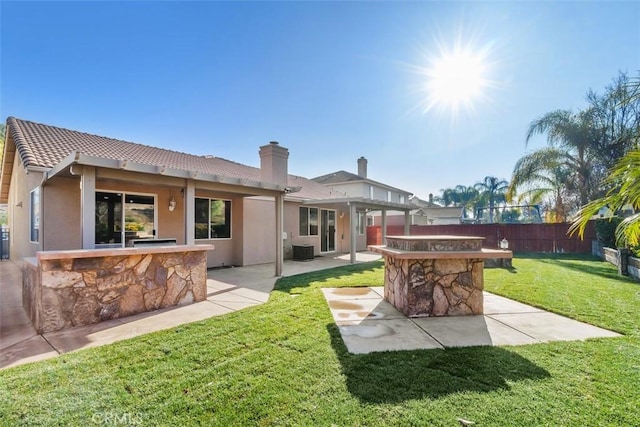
(411, 38, 497, 118)
(428, 50, 488, 109)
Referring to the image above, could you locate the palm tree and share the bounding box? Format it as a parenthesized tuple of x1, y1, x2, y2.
(453, 185, 479, 218)
(526, 109, 598, 205)
(570, 150, 640, 247)
(437, 188, 457, 207)
(475, 176, 508, 223)
(507, 147, 575, 222)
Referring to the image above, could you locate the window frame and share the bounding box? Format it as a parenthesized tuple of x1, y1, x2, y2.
(30, 187, 40, 243)
(299, 206, 319, 236)
(195, 197, 232, 240)
(356, 211, 366, 235)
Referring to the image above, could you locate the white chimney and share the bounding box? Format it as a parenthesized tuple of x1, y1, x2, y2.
(259, 141, 289, 186)
(357, 156, 367, 178)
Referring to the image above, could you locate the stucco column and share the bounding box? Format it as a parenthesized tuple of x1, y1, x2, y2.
(81, 166, 96, 249)
(349, 202, 357, 263)
(275, 193, 284, 276)
(404, 210, 411, 235)
(185, 179, 195, 245)
(381, 209, 387, 245)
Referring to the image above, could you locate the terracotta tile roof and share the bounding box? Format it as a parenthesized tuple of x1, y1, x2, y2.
(5, 117, 342, 201)
(312, 170, 361, 184)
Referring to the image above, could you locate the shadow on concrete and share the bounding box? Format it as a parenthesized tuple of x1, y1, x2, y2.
(326, 323, 550, 403)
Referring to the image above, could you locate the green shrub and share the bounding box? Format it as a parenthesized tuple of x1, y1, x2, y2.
(595, 217, 623, 248)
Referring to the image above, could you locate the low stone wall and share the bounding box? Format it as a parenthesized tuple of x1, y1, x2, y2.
(23, 245, 214, 333)
(384, 257, 484, 317)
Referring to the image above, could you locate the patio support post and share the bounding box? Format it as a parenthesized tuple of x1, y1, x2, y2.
(349, 202, 357, 263)
(185, 179, 195, 245)
(404, 210, 410, 235)
(81, 166, 96, 249)
(275, 193, 284, 276)
(381, 208, 387, 245)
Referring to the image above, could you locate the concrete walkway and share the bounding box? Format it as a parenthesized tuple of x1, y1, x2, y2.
(0, 252, 381, 370)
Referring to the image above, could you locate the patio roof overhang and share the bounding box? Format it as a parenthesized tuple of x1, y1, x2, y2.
(300, 196, 416, 212)
(45, 151, 289, 197)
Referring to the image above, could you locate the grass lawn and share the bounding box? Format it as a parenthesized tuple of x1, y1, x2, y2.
(1, 254, 639, 426)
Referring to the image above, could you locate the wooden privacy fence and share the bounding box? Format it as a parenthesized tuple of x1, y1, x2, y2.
(366, 222, 596, 254)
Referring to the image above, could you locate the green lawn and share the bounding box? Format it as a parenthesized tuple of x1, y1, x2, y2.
(1, 254, 639, 426)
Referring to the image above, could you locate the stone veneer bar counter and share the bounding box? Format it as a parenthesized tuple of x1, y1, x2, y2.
(369, 236, 511, 317)
(23, 245, 214, 333)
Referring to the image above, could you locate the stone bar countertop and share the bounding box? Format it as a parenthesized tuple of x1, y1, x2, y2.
(36, 244, 215, 261)
(368, 246, 512, 259)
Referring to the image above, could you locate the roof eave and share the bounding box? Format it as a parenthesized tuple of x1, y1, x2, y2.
(46, 152, 288, 193)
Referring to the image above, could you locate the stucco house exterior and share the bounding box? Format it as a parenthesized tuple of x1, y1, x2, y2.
(312, 156, 416, 242)
(1, 117, 414, 274)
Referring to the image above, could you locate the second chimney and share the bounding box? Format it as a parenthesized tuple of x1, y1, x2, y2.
(357, 156, 367, 178)
(259, 141, 289, 186)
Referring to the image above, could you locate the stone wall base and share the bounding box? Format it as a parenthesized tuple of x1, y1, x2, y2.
(383, 257, 484, 317)
(23, 246, 212, 333)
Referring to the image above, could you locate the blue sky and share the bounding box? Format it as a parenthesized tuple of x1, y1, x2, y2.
(1, 1, 639, 200)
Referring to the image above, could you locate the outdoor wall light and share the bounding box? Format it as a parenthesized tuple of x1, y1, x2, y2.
(169, 197, 177, 212)
(500, 238, 509, 250)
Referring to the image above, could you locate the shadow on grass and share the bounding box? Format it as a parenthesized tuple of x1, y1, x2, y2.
(327, 324, 550, 403)
(518, 253, 633, 284)
(274, 261, 383, 294)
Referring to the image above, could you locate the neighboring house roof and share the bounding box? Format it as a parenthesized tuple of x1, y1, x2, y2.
(312, 170, 412, 195)
(1, 117, 346, 203)
(419, 206, 464, 219)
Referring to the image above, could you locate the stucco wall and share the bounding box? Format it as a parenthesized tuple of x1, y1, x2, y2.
(194, 191, 244, 268)
(8, 153, 43, 261)
(244, 197, 276, 265)
(43, 177, 81, 251)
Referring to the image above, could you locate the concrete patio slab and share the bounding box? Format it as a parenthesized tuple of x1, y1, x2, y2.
(327, 298, 408, 324)
(490, 311, 621, 342)
(0, 335, 60, 369)
(321, 287, 382, 301)
(413, 315, 540, 347)
(322, 287, 622, 354)
(483, 293, 545, 314)
(338, 318, 444, 354)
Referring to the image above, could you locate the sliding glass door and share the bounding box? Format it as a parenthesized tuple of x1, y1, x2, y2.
(95, 191, 156, 248)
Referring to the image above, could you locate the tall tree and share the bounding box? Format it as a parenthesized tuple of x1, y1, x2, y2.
(475, 176, 508, 223)
(571, 75, 640, 247)
(507, 147, 577, 222)
(586, 71, 640, 175)
(526, 109, 598, 205)
(453, 185, 479, 218)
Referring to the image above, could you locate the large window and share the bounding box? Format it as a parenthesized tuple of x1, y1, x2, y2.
(195, 198, 231, 239)
(30, 188, 40, 243)
(299, 207, 318, 236)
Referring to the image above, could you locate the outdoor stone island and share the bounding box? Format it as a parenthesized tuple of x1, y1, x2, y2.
(369, 236, 512, 317)
(22, 245, 214, 333)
